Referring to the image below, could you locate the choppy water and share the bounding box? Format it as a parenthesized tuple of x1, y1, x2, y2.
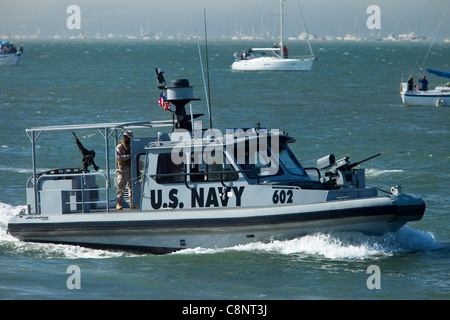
(0, 39, 449, 300)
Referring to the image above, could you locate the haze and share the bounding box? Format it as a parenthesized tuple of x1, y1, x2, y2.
(1, 0, 449, 40)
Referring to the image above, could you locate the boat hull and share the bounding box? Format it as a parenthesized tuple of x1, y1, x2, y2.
(7, 194, 425, 254)
(0, 53, 21, 66)
(400, 88, 450, 106)
(231, 57, 313, 71)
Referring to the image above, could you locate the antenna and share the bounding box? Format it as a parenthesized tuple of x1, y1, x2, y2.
(204, 9, 212, 129)
(280, 0, 284, 59)
(196, 33, 211, 129)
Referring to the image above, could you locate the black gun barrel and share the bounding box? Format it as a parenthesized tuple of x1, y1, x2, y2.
(347, 153, 382, 170)
(72, 132, 99, 171)
(72, 132, 89, 154)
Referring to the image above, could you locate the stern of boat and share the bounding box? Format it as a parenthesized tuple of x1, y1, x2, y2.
(400, 82, 407, 103)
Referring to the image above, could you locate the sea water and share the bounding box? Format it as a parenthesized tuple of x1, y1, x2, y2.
(0, 39, 448, 300)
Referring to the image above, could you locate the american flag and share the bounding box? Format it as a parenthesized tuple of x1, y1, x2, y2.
(158, 92, 170, 110)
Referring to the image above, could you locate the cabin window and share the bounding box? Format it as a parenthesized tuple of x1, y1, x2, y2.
(278, 142, 307, 176)
(190, 150, 238, 182)
(234, 139, 283, 178)
(233, 138, 306, 179)
(156, 153, 186, 184)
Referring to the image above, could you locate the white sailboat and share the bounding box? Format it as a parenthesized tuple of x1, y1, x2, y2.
(400, 69, 450, 107)
(399, 11, 449, 106)
(231, 0, 316, 71)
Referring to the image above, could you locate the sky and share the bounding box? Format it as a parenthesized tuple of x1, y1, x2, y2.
(1, 0, 449, 40)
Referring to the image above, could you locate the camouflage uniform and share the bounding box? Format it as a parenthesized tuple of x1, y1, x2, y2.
(115, 134, 133, 209)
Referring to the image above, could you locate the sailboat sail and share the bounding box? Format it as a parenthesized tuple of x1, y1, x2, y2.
(426, 68, 450, 79)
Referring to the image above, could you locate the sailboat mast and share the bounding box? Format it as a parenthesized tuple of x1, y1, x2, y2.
(280, 0, 284, 59)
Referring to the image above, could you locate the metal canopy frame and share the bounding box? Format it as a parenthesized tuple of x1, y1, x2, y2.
(26, 120, 174, 214)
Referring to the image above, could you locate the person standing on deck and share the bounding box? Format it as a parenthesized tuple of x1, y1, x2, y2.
(115, 130, 139, 210)
(407, 77, 414, 91)
(419, 76, 428, 91)
(283, 45, 288, 58)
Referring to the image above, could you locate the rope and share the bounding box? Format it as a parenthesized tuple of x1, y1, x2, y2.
(419, 10, 445, 71)
(409, 4, 447, 78)
(296, 0, 314, 56)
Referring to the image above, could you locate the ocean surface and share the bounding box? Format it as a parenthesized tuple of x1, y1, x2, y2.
(0, 39, 448, 300)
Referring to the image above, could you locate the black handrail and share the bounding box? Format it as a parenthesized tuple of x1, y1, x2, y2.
(149, 169, 260, 189)
(304, 167, 321, 181)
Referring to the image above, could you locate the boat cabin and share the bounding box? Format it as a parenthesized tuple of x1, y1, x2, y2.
(24, 77, 372, 216)
(233, 48, 282, 61)
(137, 126, 318, 211)
(24, 121, 317, 215)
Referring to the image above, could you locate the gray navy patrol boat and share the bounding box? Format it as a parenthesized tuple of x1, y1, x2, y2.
(8, 70, 425, 254)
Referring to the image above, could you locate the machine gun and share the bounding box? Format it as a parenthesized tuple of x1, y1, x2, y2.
(317, 153, 381, 188)
(72, 132, 99, 172)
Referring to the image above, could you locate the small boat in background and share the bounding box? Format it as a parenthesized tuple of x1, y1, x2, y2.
(232, 47, 315, 71)
(231, 0, 316, 71)
(400, 69, 450, 107)
(0, 41, 23, 66)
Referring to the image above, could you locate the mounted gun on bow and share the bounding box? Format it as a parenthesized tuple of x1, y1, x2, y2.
(317, 153, 381, 188)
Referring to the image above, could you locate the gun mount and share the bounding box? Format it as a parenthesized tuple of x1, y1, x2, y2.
(317, 153, 381, 188)
(72, 132, 99, 172)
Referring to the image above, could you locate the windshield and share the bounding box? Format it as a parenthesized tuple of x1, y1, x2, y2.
(234, 138, 281, 177)
(234, 137, 306, 178)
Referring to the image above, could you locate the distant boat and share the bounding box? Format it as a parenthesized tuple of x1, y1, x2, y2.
(398, 32, 424, 42)
(400, 69, 450, 107)
(0, 41, 23, 66)
(231, 0, 316, 71)
(343, 32, 361, 41)
(383, 34, 397, 42)
(400, 14, 449, 107)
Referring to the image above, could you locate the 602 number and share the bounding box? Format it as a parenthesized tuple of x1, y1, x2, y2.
(272, 190, 293, 204)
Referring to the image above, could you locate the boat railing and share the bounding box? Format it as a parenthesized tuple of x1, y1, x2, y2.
(304, 167, 322, 182)
(150, 169, 260, 189)
(28, 171, 110, 214)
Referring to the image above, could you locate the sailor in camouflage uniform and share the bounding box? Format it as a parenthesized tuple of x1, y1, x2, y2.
(115, 130, 138, 210)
